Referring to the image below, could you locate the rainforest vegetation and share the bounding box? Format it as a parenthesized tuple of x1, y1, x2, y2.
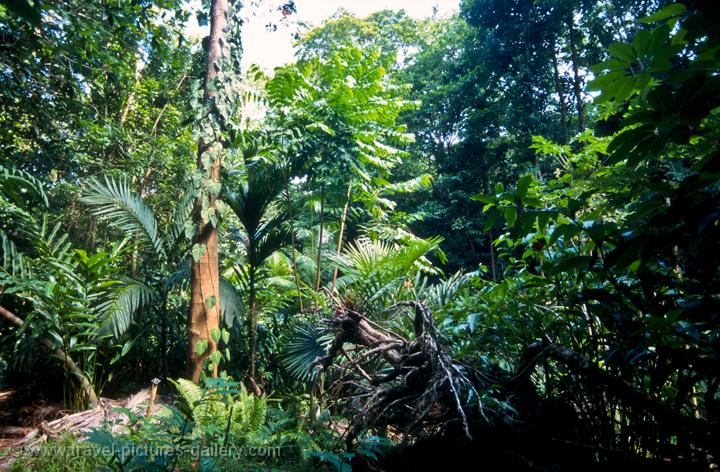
(0, 0, 719, 470)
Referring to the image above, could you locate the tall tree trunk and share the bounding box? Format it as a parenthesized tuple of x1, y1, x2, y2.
(187, 0, 228, 383)
(314, 186, 325, 291)
(0, 305, 98, 407)
(331, 181, 353, 292)
(285, 183, 304, 311)
(488, 229, 497, 282)
(568, 15, 586, 131)
(247, 269, 257, 379)
(551, 41, 570, 145)
(118, 47, 144, 126)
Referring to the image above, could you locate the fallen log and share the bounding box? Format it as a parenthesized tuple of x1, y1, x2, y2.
(318, 301, 491, 446)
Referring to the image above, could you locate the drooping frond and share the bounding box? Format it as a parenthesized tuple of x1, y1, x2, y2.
(80, 176, 165, 259)
(95, 279, 158, 339)
(219, 277, 244, 327)
(0, 165, 49, 210)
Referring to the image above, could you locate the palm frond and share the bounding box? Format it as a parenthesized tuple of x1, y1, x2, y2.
(0, 165, 48, 210)
(0, 228, 30, 278)
(80, 176, 165, 259)
(331, 236, 443, 314)
(95, 279, 158, 339)
(167, 190, 195, 252)
(280, 321, 334, 382)
(421, 271, 475, 309)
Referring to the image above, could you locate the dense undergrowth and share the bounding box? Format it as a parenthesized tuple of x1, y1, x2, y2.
(1, 0, 719, 470)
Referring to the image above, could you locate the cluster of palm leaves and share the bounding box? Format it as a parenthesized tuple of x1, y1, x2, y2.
(279, 234, 450, 383)
(80, 175, 245, 375)
(0, 166, 150, 404)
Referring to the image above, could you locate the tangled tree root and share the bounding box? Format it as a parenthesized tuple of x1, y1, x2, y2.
(317, 301, 718, 469)
(318, 301, 497, 446)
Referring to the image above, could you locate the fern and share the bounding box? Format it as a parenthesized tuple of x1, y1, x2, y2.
(172, 379, 269, 440)
(172, 378, 204, 406)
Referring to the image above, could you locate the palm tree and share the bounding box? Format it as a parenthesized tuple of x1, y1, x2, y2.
(0, 166, 152, 406)
(224, 150, 292, 393)
(80, 175, 243, 377)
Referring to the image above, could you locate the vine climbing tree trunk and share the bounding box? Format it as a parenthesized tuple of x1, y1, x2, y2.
(187, 0, 228, 383)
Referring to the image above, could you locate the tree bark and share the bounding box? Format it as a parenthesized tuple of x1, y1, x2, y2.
(0, 305, 98, 407)
(330, 180, 353, 292)
(551, 40, 570, 144)
(187, 0, 228, 383)
(568, 15, 586, 131)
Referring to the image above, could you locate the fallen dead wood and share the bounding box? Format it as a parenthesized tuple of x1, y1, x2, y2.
(0, 427, 33, 438)
(318, 301, 492, 446)
(17, 388, 169, 446)
(316, 301, 719, 467)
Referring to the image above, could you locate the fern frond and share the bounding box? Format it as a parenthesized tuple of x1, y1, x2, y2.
(171, 378, 204, 407)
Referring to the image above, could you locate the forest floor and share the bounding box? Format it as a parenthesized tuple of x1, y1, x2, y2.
(0, 389, 66, 470)
(0, 388, 164, 470)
